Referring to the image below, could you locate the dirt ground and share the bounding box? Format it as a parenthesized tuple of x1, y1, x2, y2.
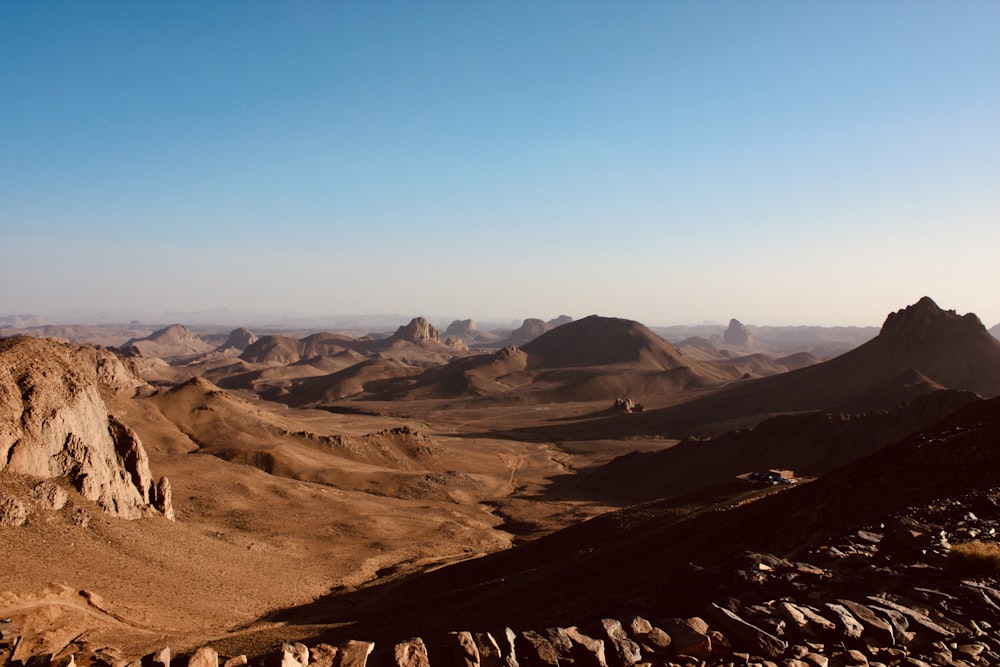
(0, 390, 676, 662)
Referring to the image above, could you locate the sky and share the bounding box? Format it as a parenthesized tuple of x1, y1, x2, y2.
(1, 1, 998, 327)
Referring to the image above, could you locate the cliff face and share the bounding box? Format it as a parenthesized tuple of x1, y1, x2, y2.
(0, 336, 155, 518)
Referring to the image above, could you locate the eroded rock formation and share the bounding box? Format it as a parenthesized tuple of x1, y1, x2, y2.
(0, 336, 162, 519)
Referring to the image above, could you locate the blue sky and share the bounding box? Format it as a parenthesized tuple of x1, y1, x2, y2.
(2, 1, 998, 327)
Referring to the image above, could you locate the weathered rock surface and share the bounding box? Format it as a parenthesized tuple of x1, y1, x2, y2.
(0, 336, 158, 518)
(395, 638, 430, 667)
(0, 490, 27, 526)
(187, 646, 219, 667)
(393, 318, 441, 344)
(29, 479, 68, 510)
(152, 476, 175, 521)
(335, 640, 374, 667)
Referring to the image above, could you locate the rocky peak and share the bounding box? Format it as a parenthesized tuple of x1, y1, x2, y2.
(220, 327, 258, 352)
(548, 315, 573, 328)
(394, 317, 441, 344)
(145, 324, 200, 344)
(723, 319, 752, 347)
(879, 296, 986, 342)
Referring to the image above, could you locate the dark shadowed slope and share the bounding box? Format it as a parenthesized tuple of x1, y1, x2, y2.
(577, 388, 978, 503)
(268, 394, 1000, 645)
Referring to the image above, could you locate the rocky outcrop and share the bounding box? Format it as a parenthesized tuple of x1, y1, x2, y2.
(723, 318, 753, 347)
(0, 491, 27, 526)
(77, 345, 148, 396)
(446, 337, 470, 352)
(612, 398, 643, 413)
(393, 318, 441, 344)
(152, 475, 175, 521)
(0, 336, 161, 519)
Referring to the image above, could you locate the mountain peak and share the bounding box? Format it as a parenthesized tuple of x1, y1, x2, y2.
(147, 324, 198, 343)
(879, 296, 984, 340)
(393, 317, 441, 343)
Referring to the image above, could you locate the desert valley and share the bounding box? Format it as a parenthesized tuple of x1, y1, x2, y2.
(3, 297, 1000, 667)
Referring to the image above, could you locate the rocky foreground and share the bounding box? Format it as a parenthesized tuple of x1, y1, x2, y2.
(5, 481, 1000, 667)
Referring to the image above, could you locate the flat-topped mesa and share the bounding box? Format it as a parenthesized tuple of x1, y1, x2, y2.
(394, 317, 441, 344)
(0, 336, 162, 519)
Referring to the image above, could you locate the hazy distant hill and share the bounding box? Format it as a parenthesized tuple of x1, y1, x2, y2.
(656, 297, 1000, 420)
(349, 315, 730, 402)
(654, 322, 878, 358)
(124, 324, 214, 361)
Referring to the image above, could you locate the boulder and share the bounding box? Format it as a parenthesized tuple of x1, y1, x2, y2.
(0, 492, 27, 527)
(598, 619, 642, 667)
(281, 642, 309, 667)
(706, 603, 788, 658)
(142, 646, 170, 667)
(558, 628, 607, 667)
(822, 603, 864, 641)
(187, 646, 219, 667)
(309, 645, 337, 667)
(657, 618, 711, 659)
(394, 638, 429, 667)
(152, 476, 175, 521)
(516, 631, 559, 667)
(448, 632, 480, 667)
(335, 641, 375, 667)
(865, 598, 952, 639)
(836, 600, 895, 646)
(472, 633, 502, 667)
(495, 628, 519, 667)
(30, 480, 68, 511)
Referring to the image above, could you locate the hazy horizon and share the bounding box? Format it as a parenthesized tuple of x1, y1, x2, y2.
(2, 2, 998, 328)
